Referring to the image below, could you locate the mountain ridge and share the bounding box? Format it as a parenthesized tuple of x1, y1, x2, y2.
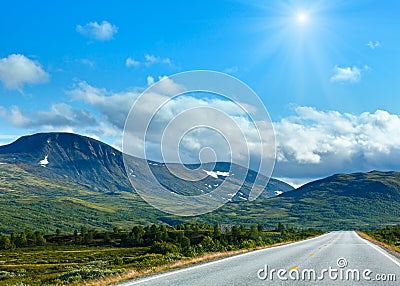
(206, 169, 400, 229)
(0, 132, 293, 199)
(0, 132, 399, 232)
(0, 132, 132, 193)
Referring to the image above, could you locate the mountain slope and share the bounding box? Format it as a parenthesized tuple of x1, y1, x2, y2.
(204, 170, 400, 229)
(0, 132, 293, 199)
(0, 163, 165, 232)
(281, 171, 400, 200)
(1, 132, 399, 232)
(0, 132, 293, 232)
(0, 132, 131, 193)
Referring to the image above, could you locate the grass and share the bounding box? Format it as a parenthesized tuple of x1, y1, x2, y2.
(0, 164, 166, 233)
(0, 246, 146, 285)
(2, 164, 400, 233)
(0, 244, 265, 285)
(357, 229, 400, 254)
(0, 225, 321, 285)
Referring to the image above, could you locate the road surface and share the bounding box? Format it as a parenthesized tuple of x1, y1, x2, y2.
(118, 231, 400, 285)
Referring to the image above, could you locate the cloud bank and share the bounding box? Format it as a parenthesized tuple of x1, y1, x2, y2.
(2, 78, 400, 181)
(274, 106, 400, 178)
(0, 103, 96, 130)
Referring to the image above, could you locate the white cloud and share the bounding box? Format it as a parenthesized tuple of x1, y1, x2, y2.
(151, 76, 186, 95)
(68, 81, 138, 130)
(147, 76, 155, 86)
(0, 54, 49, 91)
(223, 66, 239, 74)
(76, 20, 118, 41)
(80, 59, 95, 68)
(366, 40, 381, 49)
(273, 177, 312, 189)
(0, 103, 96, 129)
(144, 54, 158, 65)
(274, 106, 400, 179)
(125, 57, 140, 68)
(330, 65, 361, 83)
(363, 65, 371, 71)
(125, 54, 172, 68)
(145, 54, 171, 66)
(0, 105, 30, 126)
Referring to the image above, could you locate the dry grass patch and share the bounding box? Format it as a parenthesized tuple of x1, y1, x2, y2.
(357, 231, 400, 253)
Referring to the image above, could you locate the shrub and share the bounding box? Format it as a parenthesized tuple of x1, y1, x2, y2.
(0, 270, 15, 280)
(132, 253, 181, 270)
(150, 241, 180, 255)
(240, 239, 257, 249)
(114, 256, 124, 265)
(59, 266, 124, 283)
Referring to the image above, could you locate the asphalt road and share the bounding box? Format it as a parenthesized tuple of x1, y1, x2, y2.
(118, 231, 400, 285)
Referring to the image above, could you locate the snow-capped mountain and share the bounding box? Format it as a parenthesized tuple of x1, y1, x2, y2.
(0, 132, 293, 199)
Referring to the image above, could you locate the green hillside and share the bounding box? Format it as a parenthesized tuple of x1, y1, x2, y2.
(1, 162, 400, 232)
(1, 133, 399, 232)
(0, 164, 164, 232)
(203, 171, 400, 229)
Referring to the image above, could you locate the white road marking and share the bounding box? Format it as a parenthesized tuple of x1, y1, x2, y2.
(356, 232, 400, 268)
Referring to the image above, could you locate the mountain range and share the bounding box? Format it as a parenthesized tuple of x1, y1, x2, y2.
(0, 132, 399, 232)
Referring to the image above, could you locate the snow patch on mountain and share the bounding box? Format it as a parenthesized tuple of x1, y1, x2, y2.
(129, 168, 136, 177)
(203, 170, 230, 179)
(39, 155, 49, 167)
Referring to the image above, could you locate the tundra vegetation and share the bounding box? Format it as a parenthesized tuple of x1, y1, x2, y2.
(0, 222, 320, 285)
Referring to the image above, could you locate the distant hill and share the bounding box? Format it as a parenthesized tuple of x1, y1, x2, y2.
(0, 132, 293, 232)
(282, 171, 400, 200)
(205, 170, 400, 229)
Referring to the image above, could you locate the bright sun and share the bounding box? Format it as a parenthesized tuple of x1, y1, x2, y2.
(297, 13, 308, 23)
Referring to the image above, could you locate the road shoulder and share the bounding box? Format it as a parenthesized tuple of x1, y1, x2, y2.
(356, 230, 400, 261)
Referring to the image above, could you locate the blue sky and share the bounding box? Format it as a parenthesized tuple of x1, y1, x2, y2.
(1, 0, 400, 185)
